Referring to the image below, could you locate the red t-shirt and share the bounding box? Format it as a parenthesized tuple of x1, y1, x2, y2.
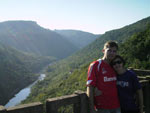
(87, 59, 120, 109)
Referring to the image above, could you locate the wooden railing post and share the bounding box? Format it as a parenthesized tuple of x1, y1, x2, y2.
(146, 83, 150, 113)
(0, 106, 7, 113)
(144, 83, 150, 113)
(46, 99, 58, 113)
(73, 102, 80, 113)
(74, 91, 89, 113)
(141, 80, 150, 113)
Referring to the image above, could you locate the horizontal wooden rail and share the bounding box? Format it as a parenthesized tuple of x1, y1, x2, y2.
(46, 91, 89, 113)
(0, 102, 43, 113)
(129, 68, 150, 76)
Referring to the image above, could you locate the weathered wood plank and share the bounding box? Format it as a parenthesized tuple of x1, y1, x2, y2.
(7, 102, 43, 113)
(129, 68, 150, 76)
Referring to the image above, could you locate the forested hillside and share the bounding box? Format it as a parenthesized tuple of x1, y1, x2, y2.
(0, 44, 55, 105)
(22, 17, 150, 104)
(54, 30, 100, 48)
(119, 25, 150, 69)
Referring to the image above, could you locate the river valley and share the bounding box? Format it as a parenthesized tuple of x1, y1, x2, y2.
(5, 74, 46, 108)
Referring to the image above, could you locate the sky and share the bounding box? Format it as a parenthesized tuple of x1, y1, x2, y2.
(0, 0, 149, 34)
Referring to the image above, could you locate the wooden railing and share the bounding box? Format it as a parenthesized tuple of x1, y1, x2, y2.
(0, 91, 89, 113)
(0, 68, 150, 113)
(134, 69, 150, 113)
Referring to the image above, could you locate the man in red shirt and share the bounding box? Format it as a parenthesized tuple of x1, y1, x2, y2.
(87, 41, 121, 113)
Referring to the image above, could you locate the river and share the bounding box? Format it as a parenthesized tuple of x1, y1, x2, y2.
(5, 74, 46, 108)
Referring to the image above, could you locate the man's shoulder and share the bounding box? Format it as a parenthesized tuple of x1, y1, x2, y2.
(88, 59, 104, 72)
(90, 59, 103, 66)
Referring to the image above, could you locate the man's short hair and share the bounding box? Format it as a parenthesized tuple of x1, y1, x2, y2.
(104, 41, 118, 50)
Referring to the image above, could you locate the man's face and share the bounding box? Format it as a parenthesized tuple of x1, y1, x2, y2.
(103, 46, 117, 61)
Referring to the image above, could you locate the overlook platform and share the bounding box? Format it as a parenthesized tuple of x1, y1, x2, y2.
(0, 68, 150, 113)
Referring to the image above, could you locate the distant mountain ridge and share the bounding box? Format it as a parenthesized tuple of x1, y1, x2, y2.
(0, 21, 78, 59)
(0, 21, 98, 59)
(54, 29, 100, 48)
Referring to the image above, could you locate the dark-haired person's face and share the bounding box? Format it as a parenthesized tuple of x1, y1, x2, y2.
(103, 47, 117, 61)
(112, 58, 123, 72)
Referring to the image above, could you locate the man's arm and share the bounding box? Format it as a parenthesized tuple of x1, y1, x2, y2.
(87, 86, 97, 113)
(136, 89, 144, 113)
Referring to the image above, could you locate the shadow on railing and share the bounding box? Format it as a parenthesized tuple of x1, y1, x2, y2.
(0, 68, 150, 113)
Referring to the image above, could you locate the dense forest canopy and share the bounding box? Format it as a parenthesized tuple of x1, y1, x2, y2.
(119, 25, 150, 69)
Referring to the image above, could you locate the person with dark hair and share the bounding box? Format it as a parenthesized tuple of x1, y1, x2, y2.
(111, 55, 144, 113)
(86, 41, 121, 113)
